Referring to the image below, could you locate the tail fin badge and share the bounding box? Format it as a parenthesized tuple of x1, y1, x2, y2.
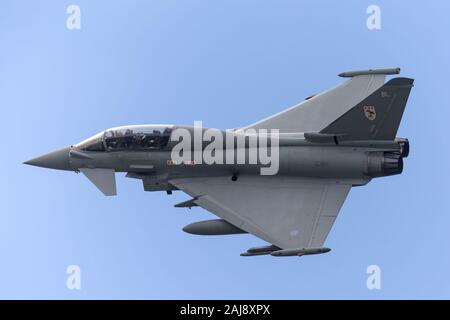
(363, 105, 377, 121)
(381, 90, 391, 98)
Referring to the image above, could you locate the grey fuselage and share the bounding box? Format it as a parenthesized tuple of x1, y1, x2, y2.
(63, 126, 407, 191)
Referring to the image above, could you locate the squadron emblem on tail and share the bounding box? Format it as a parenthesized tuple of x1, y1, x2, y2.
(363, 105, 377, 121)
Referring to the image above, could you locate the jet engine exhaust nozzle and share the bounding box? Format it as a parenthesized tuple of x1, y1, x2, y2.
(367, 151, 403, 178)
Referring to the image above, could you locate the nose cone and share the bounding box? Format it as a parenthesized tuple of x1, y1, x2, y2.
(24, 146, 72, 171)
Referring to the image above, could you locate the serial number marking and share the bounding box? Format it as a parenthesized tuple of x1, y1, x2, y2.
(224, 304, 270, 317)
(167, 159, 196, 166)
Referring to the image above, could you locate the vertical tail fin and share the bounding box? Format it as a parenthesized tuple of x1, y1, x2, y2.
(239, 67, 401, 133)
(320, 77, 414, 141)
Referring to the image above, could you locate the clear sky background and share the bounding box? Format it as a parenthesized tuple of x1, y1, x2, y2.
(1, 0, 449, 299)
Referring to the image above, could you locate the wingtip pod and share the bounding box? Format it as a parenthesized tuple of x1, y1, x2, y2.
(270, 247, 331, 257)
(242, 247, 331, 257)
(339, 67, 400, 78)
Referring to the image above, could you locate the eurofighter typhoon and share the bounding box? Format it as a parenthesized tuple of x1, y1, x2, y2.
(24, 67, 413, 257)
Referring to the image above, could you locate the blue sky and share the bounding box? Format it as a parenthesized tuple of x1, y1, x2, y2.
(1, 0, 449, 299)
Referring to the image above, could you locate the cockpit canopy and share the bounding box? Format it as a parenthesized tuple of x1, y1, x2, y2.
(76, 125, 174, 152)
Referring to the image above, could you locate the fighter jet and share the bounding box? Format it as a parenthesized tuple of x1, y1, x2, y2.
(24, 67, 413, 257)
